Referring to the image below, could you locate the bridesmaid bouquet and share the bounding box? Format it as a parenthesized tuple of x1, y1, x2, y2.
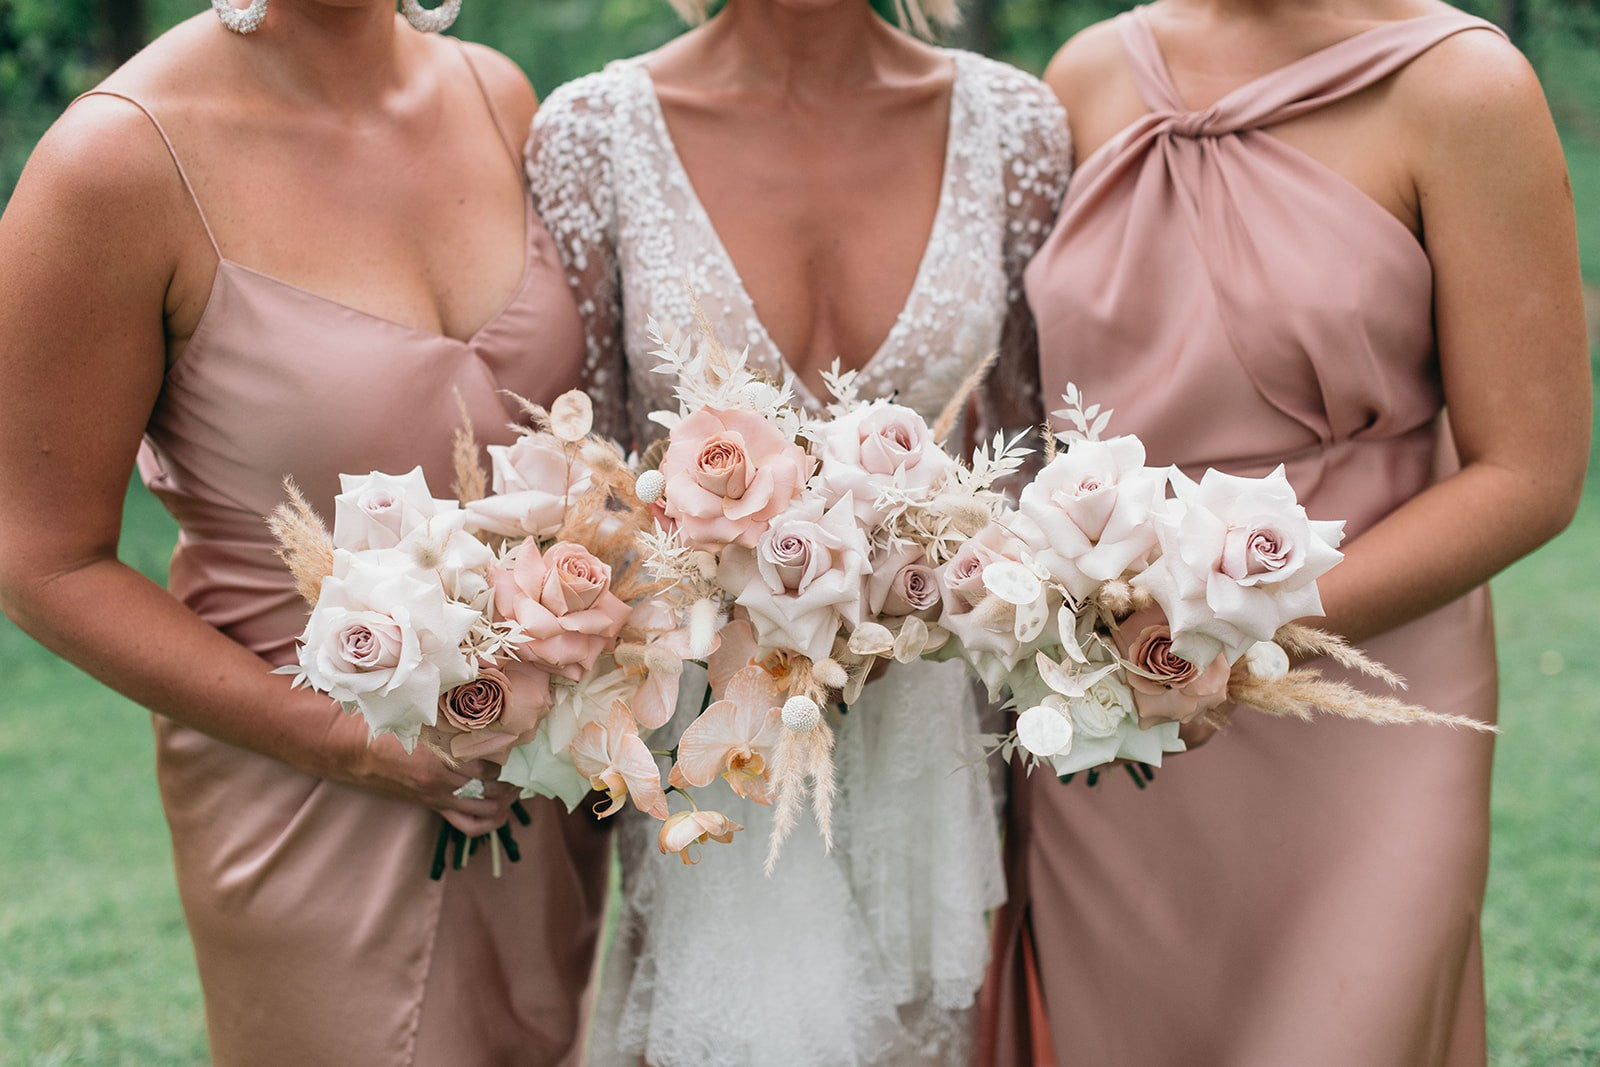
(631, 316, 1030, 869)
(947, 385, 1494, 784)
(268, 390, 680, 875)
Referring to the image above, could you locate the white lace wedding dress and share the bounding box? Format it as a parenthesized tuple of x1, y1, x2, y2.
(530, 49, 1070, 1066)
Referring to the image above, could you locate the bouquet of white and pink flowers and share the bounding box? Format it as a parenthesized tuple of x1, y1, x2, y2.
(945, 385, 1493, 785)
(269, 391, 680, 876)
(632, 316, 1030, 868)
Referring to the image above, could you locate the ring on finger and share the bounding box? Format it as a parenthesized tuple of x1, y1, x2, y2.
(451, 778, 486, 800)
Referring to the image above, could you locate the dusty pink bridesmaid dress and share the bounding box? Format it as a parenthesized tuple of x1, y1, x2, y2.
(986, 10, 1504, 1065)
(81, 73, 609, 1067)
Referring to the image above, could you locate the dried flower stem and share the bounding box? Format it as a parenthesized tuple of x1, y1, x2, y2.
(1272, 623, 1409, 689)
(267, 478, 334, 605)
(450, 390, 488, 504)
(1228, 670, 1494, 732)
(931, 349, 1000, 446)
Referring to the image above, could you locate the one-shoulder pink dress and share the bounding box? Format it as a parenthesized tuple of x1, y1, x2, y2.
(82, 72, 609, 1067)
(985, 10, 1503, 1065)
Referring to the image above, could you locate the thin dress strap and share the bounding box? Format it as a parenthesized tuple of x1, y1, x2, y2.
(1116, 8, 1506, 136)
(72, 90, 223, 257)
(453, 40, 523, 172)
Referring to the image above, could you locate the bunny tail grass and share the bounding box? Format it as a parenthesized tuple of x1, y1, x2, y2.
(932, 349, 1000, 446)
(764, 732, 808, 876)
(267, 479, 334, 605)
(1229, 671, 1495, 732)
(450, 391, 488, 504)
(1272, 623, 1408, 690)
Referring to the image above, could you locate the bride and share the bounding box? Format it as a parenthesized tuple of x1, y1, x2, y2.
(529, 0, 1069, 1062)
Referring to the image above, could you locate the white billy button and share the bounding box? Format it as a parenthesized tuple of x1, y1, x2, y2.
(782, 696, 822, 733)
(635, 469, 666, 504)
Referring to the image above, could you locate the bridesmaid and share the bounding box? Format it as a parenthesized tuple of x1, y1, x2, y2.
(0, 3, 607, 1064)
(986, 1, 1589, 1063)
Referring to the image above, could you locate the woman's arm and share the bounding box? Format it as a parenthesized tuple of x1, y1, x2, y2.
(0, 100, 514, 835)
(1313, 33, 1590, 644)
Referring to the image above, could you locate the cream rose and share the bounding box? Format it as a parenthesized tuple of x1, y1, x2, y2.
(1133, 466, 1344, 665)
(1014, 436, 1166, 600)
(331, 467, 444, 552)
(464, 433, 592, 539)
(815, 401, 955, 523)
(294, 548, 479, 751)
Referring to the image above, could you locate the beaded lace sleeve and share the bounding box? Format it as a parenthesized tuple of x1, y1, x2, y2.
(527, 75, 630, 446)
(975, 72, 1072, 447)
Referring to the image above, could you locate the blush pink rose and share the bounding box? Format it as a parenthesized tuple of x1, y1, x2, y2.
(1114, 608, 1230, 728)
(493, 539, 632, 681)
(465, 433, 592, 539)
(659, 408, 813, 549)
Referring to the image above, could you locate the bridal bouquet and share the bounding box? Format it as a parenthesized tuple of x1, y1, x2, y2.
(949, 385, 1493, 784)
(269, 391, 679, 876)
(632, 316, 1030, 869)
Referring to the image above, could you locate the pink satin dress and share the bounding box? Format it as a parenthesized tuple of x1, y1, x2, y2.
(986, 10, 1503, 1065)
(83, 77, 609, 1067)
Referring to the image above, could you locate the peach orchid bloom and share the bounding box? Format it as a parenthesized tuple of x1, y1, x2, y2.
(657, 809, 743, 865)
(570, 701, 669, 819)
(669, 665, 785, 804)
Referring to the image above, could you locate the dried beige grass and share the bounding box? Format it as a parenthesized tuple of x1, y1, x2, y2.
(267, 478, 334, 605)
(1228, 670, 1494, 732)
(931, 349, 1000, 445)
(762, 659, 838, 875)
(1273, 623, 1408, 690)
(450, 392, 488, 504)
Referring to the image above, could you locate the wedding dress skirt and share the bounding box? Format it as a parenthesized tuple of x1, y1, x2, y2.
(591, 660, 1004, 1066)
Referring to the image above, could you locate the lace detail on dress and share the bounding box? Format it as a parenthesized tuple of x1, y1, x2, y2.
(531, 50, 1069, 444)
(531, 50, 1070, 1067)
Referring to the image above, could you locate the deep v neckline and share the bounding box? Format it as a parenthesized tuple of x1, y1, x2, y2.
(211, 192, 537, 353)
(630, 54, 965, 406)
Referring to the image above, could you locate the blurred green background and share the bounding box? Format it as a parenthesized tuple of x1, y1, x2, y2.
(2, 0, 1598, 1063)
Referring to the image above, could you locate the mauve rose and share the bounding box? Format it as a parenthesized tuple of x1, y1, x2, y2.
(493, 539, 632, 681)
(660, 408, 813, 549)
(866, 545, 941, 618)
(428, 662, 552, 765)
(1222, 524, 1289, 580)
(1116, 608, 1230, 727)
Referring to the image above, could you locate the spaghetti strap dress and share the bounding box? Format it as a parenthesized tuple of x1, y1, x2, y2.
(76, 55, 609, 1067)
(984, 10, 1503, 1065)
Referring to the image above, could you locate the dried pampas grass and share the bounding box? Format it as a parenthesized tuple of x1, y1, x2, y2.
(931, 349, 999, 445)
(267, 479, 334, 605)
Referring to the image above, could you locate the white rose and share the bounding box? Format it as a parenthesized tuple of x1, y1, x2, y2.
(1133, 466, 1345, 665)
(464, 432, 593, 539)
(331, 467, 443, 552)
(718, 496, 869, 662)
(397, 509, 496, 605)
(295, 548, 480, 751)
(1014, 436, 1166, 600)
(815, 401, 955, 524)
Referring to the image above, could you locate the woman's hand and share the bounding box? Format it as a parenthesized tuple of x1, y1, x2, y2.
(323, 715, 520, 836)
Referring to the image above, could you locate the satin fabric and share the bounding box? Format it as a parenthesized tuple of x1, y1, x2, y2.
(83, 78, 609, 1066)
(985, 11, 1502, 1064)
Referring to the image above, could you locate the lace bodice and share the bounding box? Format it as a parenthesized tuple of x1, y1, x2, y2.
(529, 49, 1070, 444)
